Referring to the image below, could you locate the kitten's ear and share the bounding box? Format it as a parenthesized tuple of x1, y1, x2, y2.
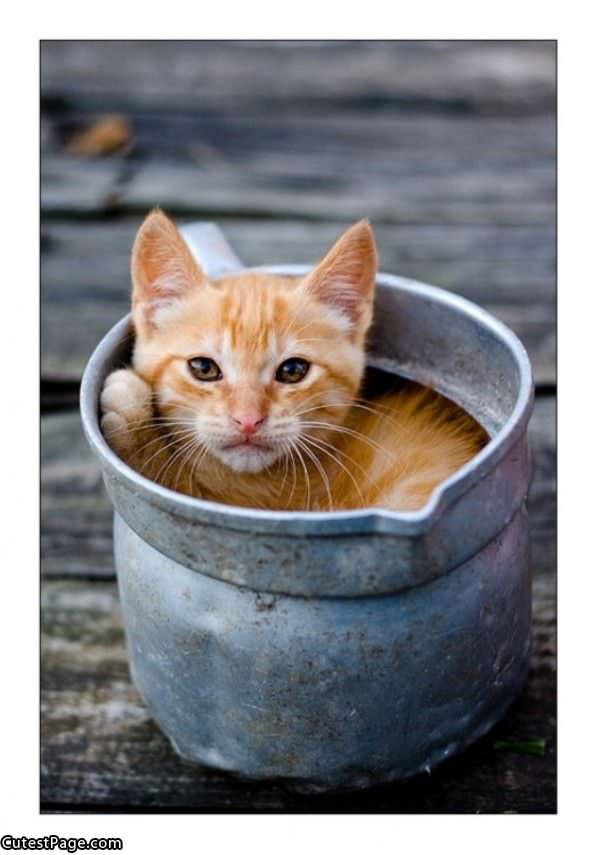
(303, 220, 377, 336)
(131, 209, 206, 335)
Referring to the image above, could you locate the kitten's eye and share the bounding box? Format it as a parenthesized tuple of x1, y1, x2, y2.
(188, 357, 223, 382)
(275, 357, 310, 384)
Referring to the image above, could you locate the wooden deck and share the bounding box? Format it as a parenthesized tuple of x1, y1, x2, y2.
(41, 40, 556, 813)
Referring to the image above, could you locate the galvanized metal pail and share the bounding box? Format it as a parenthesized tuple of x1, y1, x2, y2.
(80, 222, 534, 792)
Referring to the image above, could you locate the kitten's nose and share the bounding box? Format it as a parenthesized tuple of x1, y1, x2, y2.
(232, 414, 266, 436)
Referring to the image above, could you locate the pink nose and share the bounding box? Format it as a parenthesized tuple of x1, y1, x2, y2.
(232, 414, 265, 436)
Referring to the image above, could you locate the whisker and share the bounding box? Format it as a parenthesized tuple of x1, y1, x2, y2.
(276, 442, 291, 501)
(175, 439, 208, 494)
(294, 400, 393, 422)
(300, 434, 366, 508)
(130, 430, 187, 466)
(301, 421, 397, 461)
(187, 443, 211, 495)
(301, 432, 373, 485)
(129, 432, 181, 462)
(295, 437, 333, 511)
(153, 435, 199, 486)
(138, 429, 193, 474)
(283, 441, 299, 509)
(123, 419, 197, 440)
(289, 440, 311, 510)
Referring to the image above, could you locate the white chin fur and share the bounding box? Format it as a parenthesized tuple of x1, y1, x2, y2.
(211, 444, 282, 474)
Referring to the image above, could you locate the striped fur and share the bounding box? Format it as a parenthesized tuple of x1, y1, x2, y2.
(100, 211, 485, 511)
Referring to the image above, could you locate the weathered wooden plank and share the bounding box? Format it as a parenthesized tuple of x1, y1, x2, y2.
(43, 106, 555, 166)
(41, 156, 126, 214)
(41, 219, 555, 382)
(41, 410, 114, 577)
(40, 572, 555, 812)
(41, 40, 555, 116)
(120, 158, 553, 226)
(42, 134, 554, 226)
(41, 397, 555, 580)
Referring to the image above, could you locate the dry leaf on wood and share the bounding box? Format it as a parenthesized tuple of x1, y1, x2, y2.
(67, 115, 132, 156)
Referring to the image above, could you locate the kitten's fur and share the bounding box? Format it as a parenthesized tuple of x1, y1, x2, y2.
(101, 211, 485, 511)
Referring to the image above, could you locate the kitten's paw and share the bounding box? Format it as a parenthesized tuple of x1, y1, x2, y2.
(100, 369, 153, 450)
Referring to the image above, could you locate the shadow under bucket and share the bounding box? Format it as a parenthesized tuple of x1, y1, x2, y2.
(80, 222, 534, 792)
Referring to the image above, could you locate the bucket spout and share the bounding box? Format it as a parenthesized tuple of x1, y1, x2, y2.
(179, 221, 244, 279)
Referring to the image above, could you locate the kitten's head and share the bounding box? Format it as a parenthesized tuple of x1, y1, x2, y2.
(131, 210, 377, 474)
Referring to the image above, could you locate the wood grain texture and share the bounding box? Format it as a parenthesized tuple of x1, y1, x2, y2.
(41, 122, 555, 225)
(40, 572, 555, 812)
(41, 156, 126, 214)
(41, 41, 555, 115)
(41, 398, 555, 580)
(41, 219, 555, 383)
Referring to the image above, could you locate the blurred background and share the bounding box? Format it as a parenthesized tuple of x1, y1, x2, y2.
(41, 41, 556, 813)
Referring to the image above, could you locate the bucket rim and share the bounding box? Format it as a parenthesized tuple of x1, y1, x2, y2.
(80, 267, 534, 538)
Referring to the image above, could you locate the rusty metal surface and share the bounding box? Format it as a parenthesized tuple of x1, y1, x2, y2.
(79, 222, 534, 789)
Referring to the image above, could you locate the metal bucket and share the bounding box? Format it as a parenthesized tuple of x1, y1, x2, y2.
(80, 222, 534, 792)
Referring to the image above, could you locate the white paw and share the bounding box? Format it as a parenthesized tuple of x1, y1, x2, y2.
(100, 369, 153, 447)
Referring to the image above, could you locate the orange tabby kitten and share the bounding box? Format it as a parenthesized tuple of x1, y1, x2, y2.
(101, 211, 485, 511)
